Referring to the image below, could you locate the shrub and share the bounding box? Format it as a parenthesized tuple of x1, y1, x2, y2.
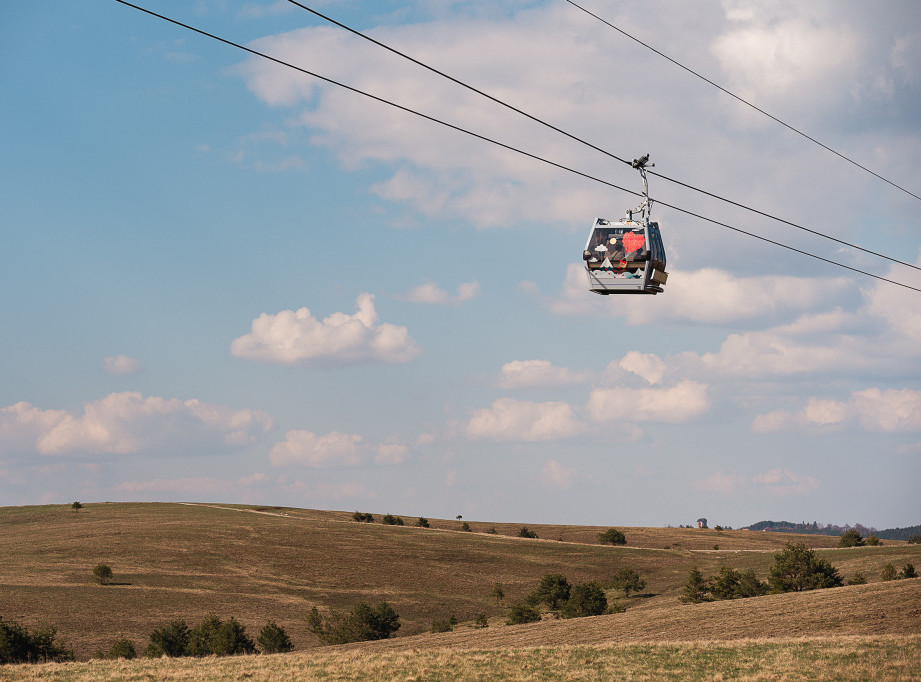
(530, 574, 571, 610)
(847, 572, 868, 585)
(737, 569, 769, 597)
(316, 602, 401, 645)
(0, 619, 74, 664)
(474, 613, 488, 628)
(560, 582, 607, 618)
(146, 620, 191, 658)
(415, 517, 430, 528)
(93, 563, 113, 585)
(709, 566, 742, 600)
(865, 534, 881, 546)
(487, 527, 498, 534)
(597, 528, 626, 545)
(71, 501, 83, 513)
(518, 526, 538, 539)
(838, 529, 864, 548)
(881, 563, 898, 581)
(680, 567, 712, 604)
(352, 511, 374, 523)
(768, 542, 843, 593)
(190, 615, 255, 657)
(490, 582, 505, 606)
(461, 522, 472, 532)
(902, 563, 917, 579)
(430, 618, 453, 633)
(257, 621, 292, 654)
(908, 534, 921, 545)
(382, 514, 404, 526)
(107, 638, 137, 660)
(611, 568, 646, 597)
(307, 607, 324, 634)
(506, 604, 541, 625)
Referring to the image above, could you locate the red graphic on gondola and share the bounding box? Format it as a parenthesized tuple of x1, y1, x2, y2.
(623, 232, 645, 254)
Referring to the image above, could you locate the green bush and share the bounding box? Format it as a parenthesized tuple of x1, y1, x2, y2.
(680, 567, 713, 604)
(382, 514, 404, 526)
(908, 534, 921, 545)
(610, 568, 646, 597)
(490, 582, 505, 606)
(474, 613, 488, 628)
(71, 501, 83, 513)
(146, 620, 191, 658)
(902, 563, 917, 579)
(352, 511, 374, 523)
(187, 615, 255, 657)
(0, 618, 74, 664)
(315, 602, 401, 645)
(838, 529, 864, 548)
(518, 526, 538, 539)
(430, 618, 453, 633)
(864, 534, 881, 546)
(107, 638, 137, 660)
(530, 574, 571, 610)
(768, 542, 843, 593)
(461, 522, 472, 532)
(560, 582, 607, 618)
(597, 528, 626, 545)
(415, 517, 430, 528)
(881, 563, 898, 581)
(506, 604, 541, 625)
(257, 622, 292, 654)
(93, 563, 113, 585)
(847, 572, 868, 585)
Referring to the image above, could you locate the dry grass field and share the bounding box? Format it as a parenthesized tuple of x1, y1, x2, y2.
(1, 502, 919, 679)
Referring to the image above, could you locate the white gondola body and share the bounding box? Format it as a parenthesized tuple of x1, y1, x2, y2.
(583, 217, 668, 295)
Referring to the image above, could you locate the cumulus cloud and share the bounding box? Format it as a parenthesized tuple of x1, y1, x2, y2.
(466, 398, 581, 441)
(400, 280, 481, 304)
(587, 381, 710, 423)
(752, 387, 921, 433)
(269, 430, 364, 467)
(541, 459, 577, 489)
(496, 359, 588, 389)
(618, 351, 666, 385)
(0, 393, 272, 457)
(230, 293, 421, 366)
(375, 438, 411, 465)
(102, 355, 143, 375)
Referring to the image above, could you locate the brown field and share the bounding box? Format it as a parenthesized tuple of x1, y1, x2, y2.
(1, 502, 919, 675)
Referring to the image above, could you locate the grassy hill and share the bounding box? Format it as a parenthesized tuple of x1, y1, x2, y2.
(1, 502, 919, 667)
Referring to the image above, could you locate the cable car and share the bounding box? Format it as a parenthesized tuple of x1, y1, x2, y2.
(583, 155, 668, 295)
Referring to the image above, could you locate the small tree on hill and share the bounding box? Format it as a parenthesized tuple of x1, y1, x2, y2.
(107, 638, 137, 660)
(865, 534, 881, 546)
(257, 621, 292, 654)
(768, 542, 842, 593)
(382, 514, 404, 526)
(838, 529, 864, 547)
(560, 582, 608, 618)
(908, 534, 921, 545)
(93, 563, 113, 585)
(461, 521, 472, 532)
(316, 602, 401, 645)
(187, 615, 255, 657)
(737, 569, 769, 597)
(710, 566, 742, 600)
(490, 581, 505, 606)
(530, 574, 572, 610)
(902, 563, 917, 579)
(611, 568, 646, 597)
(597, 528, 627, 545)
(415, 517, 430, 528)
(680, 567, 712, 604)
(518, 526, 538, 539)
(506, 604, 541, 625)
(71, 501, 83, 513)
(881, 563, 898, 581)
(352, 511, 374, 523)
(146, 620, 190, 658)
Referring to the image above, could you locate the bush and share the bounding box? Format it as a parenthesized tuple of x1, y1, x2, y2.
(487, 527, 498, 534)
(902, 563, 917, 579)
(461, 522, 472, 532)
(838, 529, 864, 548)
(610, 568, 646, 597)
(597, 528, 627, 545)
(0, 618, 74, 664)
(93, 563, 113, 585)
(530, 574, 571, 610)
(430, 618, 453, 633)
(865, 534, 881, 546)
(490, 582, 505, 606)
(191, 615, 255, 657)
(847, 572, 868, 585)
(909, 534, 921, 545)
(415, 517, 430, 528)
(506, 604, 541, 625)
(382, 514, 404, 526)
(352, 511, 374, 523)
(474, 613, 488, 628)
(257, 621, 292, 654)
(518, 526, 538, 539)
(882, 563, 898, 581)
(680, 567, 712, 604)
(107, 638, 136, 660)
(71, 501, 83, 513)
(315, 602, 401, 645)
(768, 542, 843, 593)
(560, 582, 607, 618)
(146, 620, 191, 658)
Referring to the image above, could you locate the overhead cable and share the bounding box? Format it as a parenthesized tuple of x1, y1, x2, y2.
(282, 0, 921, 274)
(113, 1, 921, 294)
(563, 0, 921, 204)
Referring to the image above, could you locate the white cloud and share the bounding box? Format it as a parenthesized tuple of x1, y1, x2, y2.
(375, 438, 410, 465)
(400, 280, 481, 304)
(693, 471, 747, 494)
(269, 429, 364, 467)
(752, 387, 921, 433)
(466, 397, 581, 441)
(587, 381, 710, 423)
(102, 355, 143, 375)
(496, 359, 588, 389)
(541, 459, 577, 489)
(693, 469, 818, 497)
(230, 293, 421, 365)
(618, 351, 666, 385)
(114, 477, 235, 495)
(0, 393, 272, 457)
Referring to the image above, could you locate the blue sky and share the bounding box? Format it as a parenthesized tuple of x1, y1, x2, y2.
(2, 0, 920, 529)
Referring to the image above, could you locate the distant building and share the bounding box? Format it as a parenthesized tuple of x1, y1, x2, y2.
(697, 518, 708, 529)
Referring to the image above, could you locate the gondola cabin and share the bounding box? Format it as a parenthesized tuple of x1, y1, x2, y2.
(583, 216, 667, 294)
